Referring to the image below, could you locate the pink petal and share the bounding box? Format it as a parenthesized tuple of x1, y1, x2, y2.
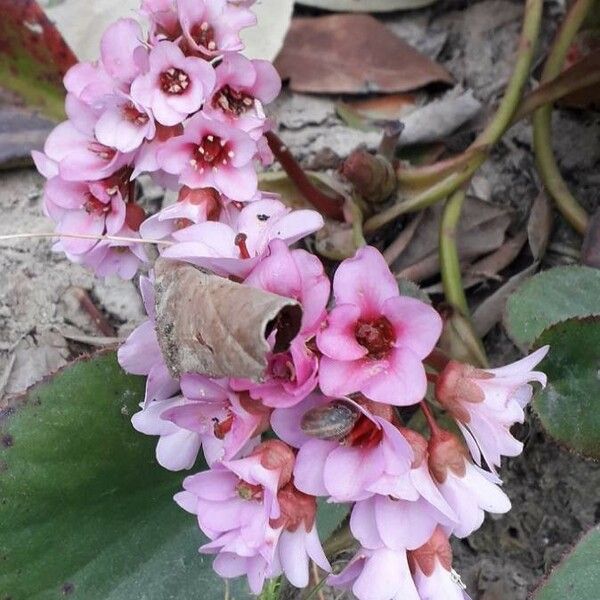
(317, 304, 367, 361)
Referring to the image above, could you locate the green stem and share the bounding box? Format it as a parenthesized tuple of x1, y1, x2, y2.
(533, 0, 593, 235)
(440, 189, 470, 316)
(350, 194, 367, 248)
(366, 0, 543, 232)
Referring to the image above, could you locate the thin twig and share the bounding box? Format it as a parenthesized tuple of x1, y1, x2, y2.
(72, 288, 116, 337)
(0, 232, 173, 246)
(533, 0, 593, 235)
(265, 131, 345, 220)
(61, 332, 122, 347)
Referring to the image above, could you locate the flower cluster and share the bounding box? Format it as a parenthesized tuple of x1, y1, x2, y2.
(35, 1, 550, 598)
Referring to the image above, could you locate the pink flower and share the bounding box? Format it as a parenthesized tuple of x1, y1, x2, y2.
(63, 224, 147, 279)
(95, 96, 156, 153)
(43, 176, 126, 254)
(329, 547, 420, 600)
(174, 441, 296, 593)
(436, 346, 549, 472)
(177, 0, 256, 58)
(43, 121, 132, 182)
(131, 374, 269, 470)
(64, 60, 115, 108)
(275, 397, 414, 503)
(428, 430, 511, 538)
(100, 18, 147, 85)
(140, 0, 181, 41)
(161, 198, 323, 278)
(204, 53, 280, 134)
(130, 122, 183, 179)
(118, 275, 179, 402)
(158, 113, 257, 199)
(131, 41, 216, 126)
(230, 240, 329, 408)
(408, 528, 471, 600)
(140, 186, 220, 240)
(317, 246, 442, 406)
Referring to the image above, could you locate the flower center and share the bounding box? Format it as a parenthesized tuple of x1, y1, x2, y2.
(236, 481, 263, 501)
(355, 316, 396, 360)
(191, 21, 217, 51)
(344, 415, 383, 448)
(213, 85, 255, 116)
(159, 67, 190, 95)
(83, 193, 110, 216)
(193, 134, 233, 170)
(122, 102, 149, 126)
(270, 353, 296, 382)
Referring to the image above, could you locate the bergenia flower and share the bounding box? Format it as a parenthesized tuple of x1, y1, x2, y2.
(408, 528, 471, 600)
(428, 429, 511, 538)
(204, 53, 281, 135)
(118, 275, 179, 403)
(317, 246, 442, 406)
(174, 441, 295, 593)
(131, 41, 216, 126)
(158, 113, 257, 199)
(231, 239, 329, 408)
(177, 0, 256, 57)
(275, 396, 414, 503)
(161, 198, 324, 278)
(43, 176, 126, 254)
(100, 18, 147, 85)
(141, 0, 181, 41)
(329, 547, 420, 600)
(436, 346, 549, 471)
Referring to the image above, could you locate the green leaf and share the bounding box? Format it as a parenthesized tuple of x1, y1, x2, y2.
(533, 318, 600, 459)
(0, 0, 75, 120)
(0, 352, 250, 600)
(534, 525, 600, 599)
(316, 500, 349, 541)
(504, 266, 600, 348)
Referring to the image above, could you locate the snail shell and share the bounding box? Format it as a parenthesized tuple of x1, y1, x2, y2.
(300, 400, 360, 441)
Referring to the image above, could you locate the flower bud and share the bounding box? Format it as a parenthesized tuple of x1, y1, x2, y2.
(271, 483, 317, 532)
(408, 527, 453, 576)
(427, 429, 469, 484)
(340, 150, 397, 204)
(251, 439, 295, 489)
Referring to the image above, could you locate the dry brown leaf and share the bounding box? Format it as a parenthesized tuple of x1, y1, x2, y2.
(472, 263, 539, 337)
(527, 192, 553, 260)
(581, 207, 600, 268)
(274, 14, 453, 95)
(154, 259, 302, 380)
(390, 197, 511, 281)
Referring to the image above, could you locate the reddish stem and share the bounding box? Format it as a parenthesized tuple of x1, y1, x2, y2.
(73, 288, 116, 337)
(420, 401, 442, 438)
(265, 131, 345, 221)
(426, 372, 438, 384)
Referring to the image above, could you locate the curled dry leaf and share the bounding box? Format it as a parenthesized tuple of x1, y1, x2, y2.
(527, 192, 553, 261)
(296, 0, 438, 12)
(389, 196, 511, 282)
(274, 14, 452, 94)
(153, 259, 302, 380)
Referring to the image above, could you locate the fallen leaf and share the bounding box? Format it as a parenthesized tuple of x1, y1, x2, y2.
(472, 263, 538, 337)
(296, 0, 438, 11)
(154, 259, 302, 380)
(337, 94, 421, 130)
(560, 30, 600, 110)
(527, 192, 553, 261)
(314, 221, 357, 260)
(390, 197, 511, 281)
(44, 0, 293, 62)
(0, 0, 75, 119)
(581, 207, 600, 268)
(0, 100, 54, 169)
(274, 14, 453, 94)
(383, 213, 423, 265)
(400, 89, 482, 145)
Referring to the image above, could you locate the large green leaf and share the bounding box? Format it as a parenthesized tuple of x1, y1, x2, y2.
(504, 266, 600, 348)
(533, 318, 600, 459)
(534, 526, 600, 599)
(0, 352, 248, 600)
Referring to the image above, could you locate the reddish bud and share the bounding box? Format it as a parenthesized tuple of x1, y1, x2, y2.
(427, 429, 469, 484)
(125, 203, 146, 231)
(251, 440, 295, 489)
(340, 150, 397, 204)
(408, 527, 453, 576)
(271, 483, 317, 532)
(398, 426, 428, 468)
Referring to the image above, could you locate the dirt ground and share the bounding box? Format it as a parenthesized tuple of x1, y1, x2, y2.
(1, 1, 599, 598)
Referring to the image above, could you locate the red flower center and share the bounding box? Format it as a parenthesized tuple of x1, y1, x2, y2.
(355, 316, 396, 360)
(83, 193, 110, 216)
(270, 353, 296, 382)
(122, 102, 149, 126)
(213, 85, 255, 116)
(194, 134, 232, 168)
(160, 67, 190, 95)
(191, 20, 217, 51)
(344, 414, 383, 448)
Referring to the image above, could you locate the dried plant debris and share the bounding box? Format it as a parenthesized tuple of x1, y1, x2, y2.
(153, 259, 302, 380)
